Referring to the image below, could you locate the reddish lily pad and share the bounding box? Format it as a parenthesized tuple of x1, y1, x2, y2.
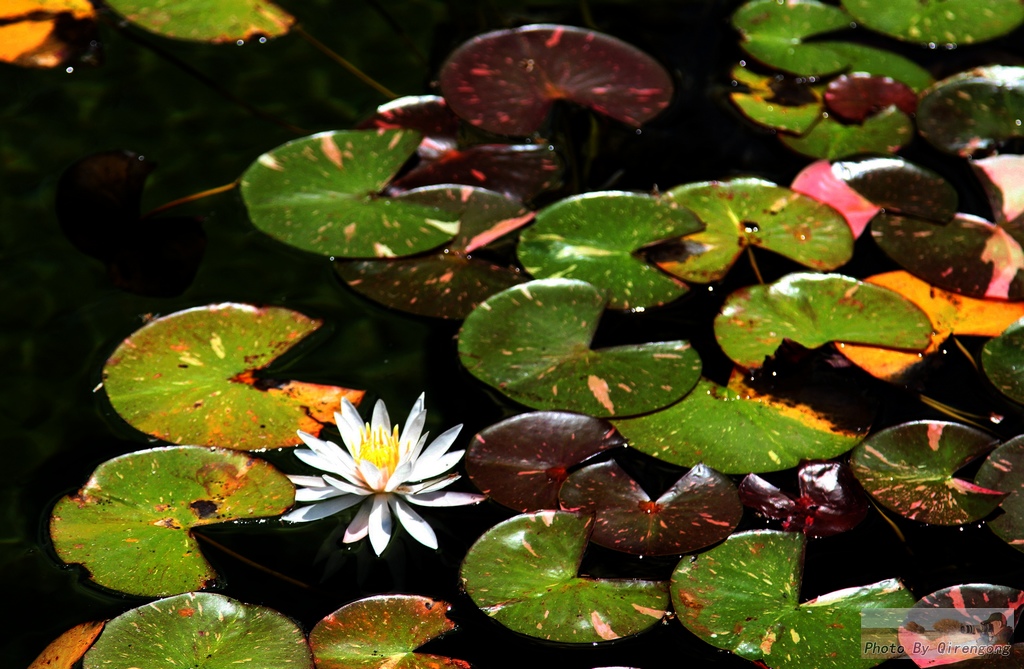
(103, 0, 293, 43)
(850, 421, 1005, 525)
(973, 155, 1024, 230)
(240, 129, 462, 258)
(739, 461, 869, 538)
(310, 595, 468, 669)
(779, 106, 915, 160)
(360, 95, 461, 145)
(457, 279, 702, 417)
(335, 186, 532, 319)
(0, 0, 97, 68)
(50, 446, 294, 597)
(672, 530, 914, 669)
(654, 179, 853, 284)
(466, 411, 625, 513)
(977, 436, 1024, 554)
(791, 160, 880, 238)
(29, 621, 105, 669)
(460, 510, 669, 643)
(983, 318, 1024, 405)
(439, 24, 673, 136)
(842, 0, 1024, 46)
(823, 73, 917, 123)
(83, 593, 312, 669)
(102, 303, 365, 450)
(715, 273, 933, 369)
(558, 461, 742, 555)
(830, 157, 958, 223)
(518, 191, 700, 309)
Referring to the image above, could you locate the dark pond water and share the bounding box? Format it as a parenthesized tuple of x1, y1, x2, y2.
(5, 1, 1024, 667)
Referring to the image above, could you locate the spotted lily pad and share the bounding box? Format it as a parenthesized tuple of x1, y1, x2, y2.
(335, 186, 532, 319)
(104, 0, 294, 43)
(439, 24, 673, 136)
(29, 621, 104, 669)
(779, 106, 915, 160)
(102, 303, 364, 450)
(672, 530, 914, 669)
(558, 461, 742, 555)
(730, 67, 824, 135)
(841, 0, 1024, 45)
(983, 318, 1024, 405)
(654, 179, 853, 283)
(310, 595, 468, 669)
(973, 155, 1024, 230)
(50, 446, 294, 597)
(466, 411, 625, 512)
(83, 593, 312, 668)
(460, 510, 669, 643)
(457, 279, 702, 417)
(850, 421, 1005, 525)
(518, 191, 699, 309)
(240, 129, 462, 258)
(715, 273, 933, 369)
(829, 157, 958, 223)
(791, 160, 880, 238)
(977, 436, 1024, 554)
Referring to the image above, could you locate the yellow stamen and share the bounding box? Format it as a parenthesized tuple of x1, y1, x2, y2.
(356, 423, 401, 475)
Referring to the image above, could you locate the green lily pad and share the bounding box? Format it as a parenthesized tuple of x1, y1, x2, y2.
(714, 273, 933, 369)
(335, 186, 531, 319)
(779, 106, 915, 160)
(517, 191, 699, 309)
(83, 592, 312, 668)
(983, 318, 1024, 404)
(730, 67, 824, 135)
(614, 376, 867, 474)
(672, 530, 914, 669)
(732, 0, 933, 91)
(102, 303, 364, 450)
(655, 179, 853, 284)
(50, 446, 294, 597)
(977, 436, 1024, 553)
(240, 129, 462, 258)
(917, 66, 1024, 157)
(841, 0, 1024, 45)
(310, 595, 468, 669)
(457, 279, 702, 417)
(850, 421, 1005, 525)
(104, 0, 294, 43)
(460, 510, 669, 643)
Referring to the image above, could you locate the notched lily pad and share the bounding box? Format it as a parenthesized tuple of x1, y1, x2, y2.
(850, 421, 1005, 525)
(102, 303, 364, 449)
(457, 279, 702, 417)
(439, 24, 673, 136)
(104, 0, 294, 43)
(730, 67, 824, 135)
(791, 160, 880, 238)
(50, 446, 294, 597)
(559, 461, 742, 555)
(83, 592, 312, 668)
(842, 0, 1024, 46)
(466, 411, 625, 512)
(824, 73, 917, 123)
(779, 106, 915, 160)
(310, 595, 468, 669)
(460, 510, 669, 643)
(977, 436, 1024, 554)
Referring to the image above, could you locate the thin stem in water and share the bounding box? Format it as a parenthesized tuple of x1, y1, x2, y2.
(194, 532, 312, 591)
(294, 25, 397, 100)
(141, 181, 238, 219)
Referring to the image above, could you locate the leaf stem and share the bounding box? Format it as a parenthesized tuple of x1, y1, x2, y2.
(950, 335, 979, 371)
(360, 0, 428, 67)
(194, 532, 313, 590)
(746, 246, 764, 284)
(294, 25, 398, 100)
(867, 497, 910, 549)
(916, 393, 990, 430)
(140, 181, 238, 219)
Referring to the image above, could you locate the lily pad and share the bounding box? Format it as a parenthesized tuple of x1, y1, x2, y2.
(672, 529, 914, 669)
(104, 0, 293, 43)
(29, 621, 104, 669)
(977, 436, 1024, 554)
(841, 0, 1024, 45)
(916, 66, 1024, 157)
(730, 67, 824, 135)
(983, 318, 1024, 405)
(840, 271, 1024, 382)
(466, 411, 625, 512)
(457, 279, 702, 417)
(518, 191, 699, 309)
(830, 156, 958, 223)
(850, 421, 1005, 525)
(823, 73, 917, 123)
(0, 0, 96, 68)
(335, 186, 532, 319)
(614, 375, 867, 474)
(102, 303, 364, 450)
(83, 592, 312, 669)
(460, 510, 669, 643)
(240, 129, 462, 258)
(790, 160, 880, 238)
(558, 461, 742, 555)
(310, 595, 468, 669)
(50, 446, 294, 597)
(654, 179, 853, 284)
(360, 95, 461, 144)
(715, 273, 933, 369)
(779, 106, 915, 160)
(439, 24, 673, 136)
(973, 155, 1024, 229)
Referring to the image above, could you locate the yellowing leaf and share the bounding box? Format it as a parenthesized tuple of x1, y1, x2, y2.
(28, 620, 104, 669)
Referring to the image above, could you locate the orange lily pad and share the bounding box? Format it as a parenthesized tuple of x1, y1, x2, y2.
(29, 620, 105, 669)
(0, 0, 95, 68)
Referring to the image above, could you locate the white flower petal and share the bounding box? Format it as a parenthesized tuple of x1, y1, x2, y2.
(336, 399, 366, 453)
(398, 474, 459, 495)
(296, 432, 357, 476)
(282, 495, 362, 522)
(410, 449, 466, 482)
(343, 499, 373, 542)
(409, 425, 462, 477)
(323, 474, 372, 496)
(390, 496, 437, 549)
(400, 395, 427, 451)
(405, 490, 487, 507)
(368, 495, 393, 556)
(287, 474, 327, 487)
(385, 460, 414, 492)
(359, 459, 385, 492)
(294, 486, 347, 502)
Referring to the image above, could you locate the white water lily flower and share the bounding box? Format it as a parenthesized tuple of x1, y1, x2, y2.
(282, 393, 486, 555)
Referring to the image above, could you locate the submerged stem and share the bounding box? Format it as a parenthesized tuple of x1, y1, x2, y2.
(294, 25, 397, 100)
(140, 181, 238, 219)
(746, 246, 764, 284)
(194, 532, 312, 591)
(867, 497, 910, 550)
(950, 336, 979, 371)
(916, 393, 990, 430)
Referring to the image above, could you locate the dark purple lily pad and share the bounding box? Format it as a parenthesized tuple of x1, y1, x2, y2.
(559, 461, 742, 556)
(824, 73, 918, 123)
(850, 421, 1005, 525)
(739, 461, 869, 538)
(359, 95, 460, 146)
(438, 24, 673, 136)
(972, 155, 1024, 230)
(466, 411, 624, 513)
(832, 156, 958, 223)
(977, 436, 1024, 554)
(335, 186, 532, 319)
